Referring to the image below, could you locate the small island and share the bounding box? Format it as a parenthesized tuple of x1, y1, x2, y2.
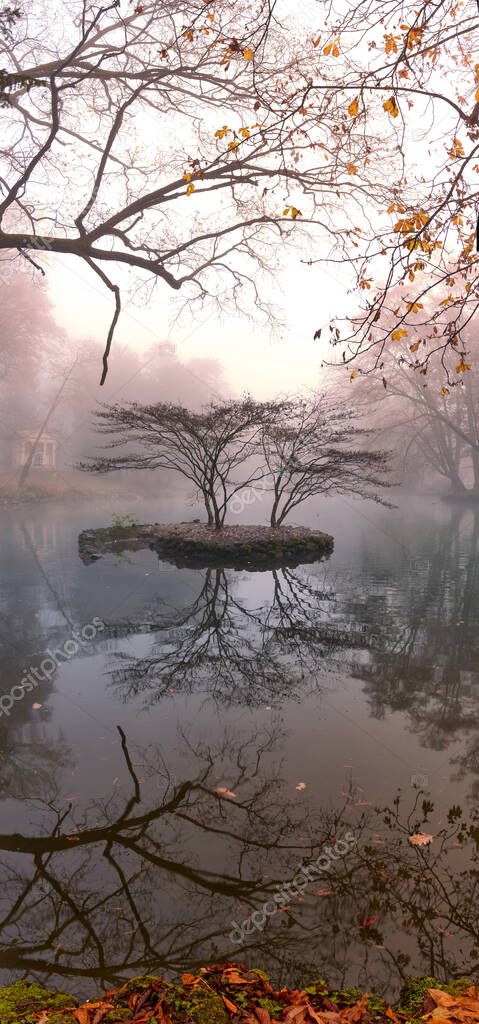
(79, 521, 334, 570)
(77, 395, 390, 569)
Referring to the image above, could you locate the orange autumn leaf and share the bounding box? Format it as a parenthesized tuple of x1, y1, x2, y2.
(449, 138, 465, 158)
(456, 357, 472, 373)
(347, 162, 358, 174)
(283, 205, 302, 219)
(243, 47, 254, 61)
(222, 995, 238, 1014)
(409, 340, 421, 352)
(384, 33, 399, 53)
(383, 96, 399, 118)
(214, 125, 231, 139)
(405, 27, 423, 50)
(182, 973, 199, 987)
(385, 1008, 401, 1023)
(323, 38, 340, 56)
(391, 327, 407, 341)
(347, 96, 359, 116)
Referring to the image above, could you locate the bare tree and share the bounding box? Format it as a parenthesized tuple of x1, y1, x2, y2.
(80, 397, 285, 528)
(2, 2, 474, 382)
(261, 396, 391, 527)
(343, 303, 479, 494)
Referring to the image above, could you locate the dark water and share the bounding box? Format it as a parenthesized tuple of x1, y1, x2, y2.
(0, 492, 478, 998)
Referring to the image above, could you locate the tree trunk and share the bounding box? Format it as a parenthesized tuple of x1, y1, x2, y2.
(203, 493, 214, 527)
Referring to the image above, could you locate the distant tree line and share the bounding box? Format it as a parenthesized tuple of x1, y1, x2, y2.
(80, 395, 391, 529)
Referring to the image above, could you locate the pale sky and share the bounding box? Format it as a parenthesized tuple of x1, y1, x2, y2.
(48, 248, 354, 400)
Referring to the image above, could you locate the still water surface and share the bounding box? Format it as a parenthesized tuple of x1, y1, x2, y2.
(0, 493, 478, 998)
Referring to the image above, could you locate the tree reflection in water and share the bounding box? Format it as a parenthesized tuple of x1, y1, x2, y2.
(0, 722, 477, 1000)
(347, 511, 479, 791)
(1, 509, 479, 997)
(106, 565, 361, 709)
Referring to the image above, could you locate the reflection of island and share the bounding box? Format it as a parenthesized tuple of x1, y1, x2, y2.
(0, 724, 477, 1000)
(105, 565, 361, 708)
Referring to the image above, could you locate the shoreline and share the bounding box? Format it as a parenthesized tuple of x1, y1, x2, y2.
(1, 965, 477, 1024)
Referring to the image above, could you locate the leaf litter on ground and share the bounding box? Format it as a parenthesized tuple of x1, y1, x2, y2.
(24, 965, 479, 1024)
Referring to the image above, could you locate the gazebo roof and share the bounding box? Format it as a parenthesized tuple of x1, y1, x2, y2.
(15, 430, 58, 441)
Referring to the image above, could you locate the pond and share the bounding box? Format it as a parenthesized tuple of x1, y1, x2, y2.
(0, 492, 478, 999)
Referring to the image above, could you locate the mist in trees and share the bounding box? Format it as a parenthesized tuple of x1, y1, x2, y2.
(0, 271, 227, 492)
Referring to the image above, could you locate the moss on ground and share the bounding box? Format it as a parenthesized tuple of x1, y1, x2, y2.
(398, 975, 473, 1015)
(0, 980, 76, 1024)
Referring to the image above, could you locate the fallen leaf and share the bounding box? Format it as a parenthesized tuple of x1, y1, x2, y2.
(182, 973, 198, 986)
(222, 995, 239, 1014)
(215, 786, 237, 799)
(296, 782, 307, 791)
(32, 702, 42, 709)
(358, 913, 378, 928)
(385, 1008, 401, 1022)
(254, 1008, 272, 1024)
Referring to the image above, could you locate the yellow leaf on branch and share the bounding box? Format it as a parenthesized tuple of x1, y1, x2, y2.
(348, 96, 359, 117)
(391, 328, 408, 341)
(323, 38, 340, 56)
(347, 162, 358, 174)
(186, 182, 196, 196)
(283, 206, 302, 219)
(409, 340, 421, 352)
(384, 33, 399, 54)
(383, 96, 399, 118)
(456, 357, 471, 373)
(449, 138, 465, 158)
(243, 48, 254, 61)
(214, 125, 231, 139)
(405, 27, 423, 50)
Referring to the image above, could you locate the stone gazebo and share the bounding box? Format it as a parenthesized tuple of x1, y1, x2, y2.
(12, 430, 58, 471)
